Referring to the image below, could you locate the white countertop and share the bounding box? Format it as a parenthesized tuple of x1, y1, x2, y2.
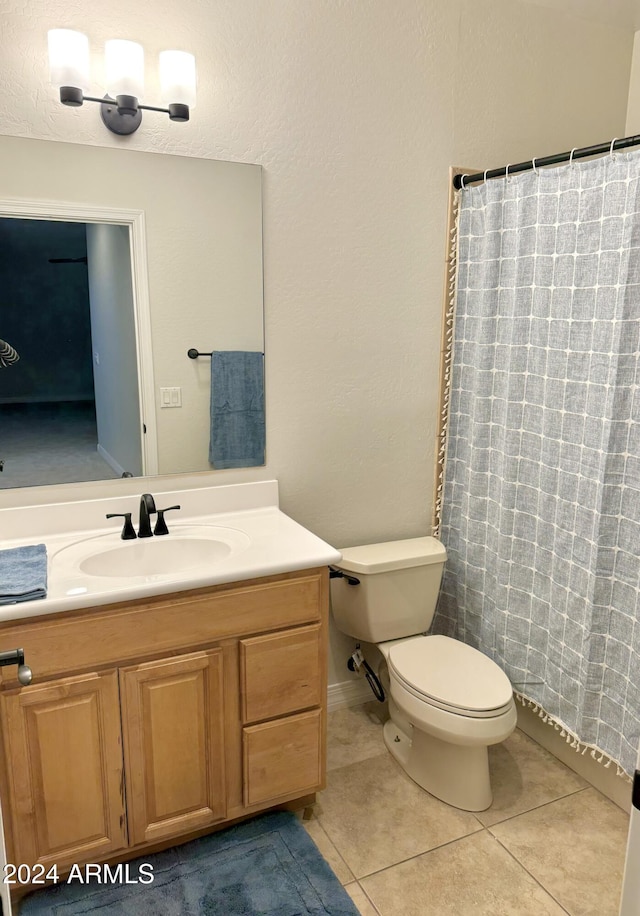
(0, 480, 341, 622)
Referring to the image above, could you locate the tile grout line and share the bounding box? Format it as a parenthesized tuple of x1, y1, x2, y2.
(304, 816, 383, 914)
(344, 823, 486, 883)
(483, 783, 591, 831)
(354, 825, 573, 915)
(308, 816, 358, 886)
(353, 879, 384, 916)
(335, 781, 592, 887)
(490, 832, 572, 914)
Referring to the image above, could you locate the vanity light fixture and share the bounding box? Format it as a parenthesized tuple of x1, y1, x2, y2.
(47, 29, 196, 135)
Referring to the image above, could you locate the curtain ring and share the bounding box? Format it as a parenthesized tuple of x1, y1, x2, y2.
(505, 163, 511, 181)
(460, 174, 468, 190)
(532, 157, 538, 175)
(569, 148, 577, 166)
(483, 169, 489, 184)
(610, 137, 619, 157)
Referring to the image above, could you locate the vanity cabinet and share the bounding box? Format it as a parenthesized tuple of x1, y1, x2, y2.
(0, 567, 328, 892)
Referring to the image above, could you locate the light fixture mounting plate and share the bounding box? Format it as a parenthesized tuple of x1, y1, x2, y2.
(100, 96, 142, 135)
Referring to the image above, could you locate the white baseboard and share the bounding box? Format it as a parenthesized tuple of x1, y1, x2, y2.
(0, 395, 94, 405)
(516, 702, 631, 812)
(97, 444, 125, 476)
(327, 678, 372, 712)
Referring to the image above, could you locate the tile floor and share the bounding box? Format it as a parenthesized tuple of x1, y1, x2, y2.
(302, 702, 631, 916)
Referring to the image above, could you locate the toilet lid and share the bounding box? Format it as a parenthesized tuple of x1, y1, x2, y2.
(387, 635, 513, 715)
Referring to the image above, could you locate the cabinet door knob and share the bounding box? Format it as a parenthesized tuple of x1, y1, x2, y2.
(17, 663, 32, 686)
(0, 649, 32, 685)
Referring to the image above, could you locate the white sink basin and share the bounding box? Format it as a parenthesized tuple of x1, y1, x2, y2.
(52, 525, 251, 582)
(80, 537, 233, 578)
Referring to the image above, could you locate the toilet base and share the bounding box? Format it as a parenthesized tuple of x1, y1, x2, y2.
(383, 717, 493, 812)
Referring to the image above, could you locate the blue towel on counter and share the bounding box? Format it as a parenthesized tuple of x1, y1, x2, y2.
(0, 544, 47, 605)
(209, 350, 265, 469)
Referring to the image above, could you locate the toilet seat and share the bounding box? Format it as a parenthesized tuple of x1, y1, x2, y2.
(387, 635, 514, 719)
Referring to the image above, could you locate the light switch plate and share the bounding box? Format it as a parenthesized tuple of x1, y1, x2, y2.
(160, 387, 182, 408)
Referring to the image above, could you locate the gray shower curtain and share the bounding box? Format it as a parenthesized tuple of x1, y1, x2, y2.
(435, 150, 640, 776)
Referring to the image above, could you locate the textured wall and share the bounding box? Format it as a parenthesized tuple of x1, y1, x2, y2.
(0, 0, 633, 685)
(455, 0, 633, 168)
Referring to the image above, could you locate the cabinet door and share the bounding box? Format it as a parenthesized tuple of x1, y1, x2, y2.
(120, 649, 226, 846)
(0, 670, 126, 869)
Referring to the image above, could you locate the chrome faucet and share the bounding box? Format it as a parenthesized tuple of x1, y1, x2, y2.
(138, 493, 157, 538)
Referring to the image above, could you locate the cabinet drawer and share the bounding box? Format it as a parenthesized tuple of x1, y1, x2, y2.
(240, 625, 321, 723)
(243, 709, 323, 807)
(0, 569, 326, 684)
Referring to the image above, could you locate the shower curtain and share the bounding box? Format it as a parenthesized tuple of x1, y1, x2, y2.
(434, 149, 640, 776)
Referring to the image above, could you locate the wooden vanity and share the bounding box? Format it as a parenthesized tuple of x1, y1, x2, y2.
(0, 566, 328, 897)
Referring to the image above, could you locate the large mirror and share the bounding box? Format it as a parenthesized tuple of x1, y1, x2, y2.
(0, 135, 264, 491)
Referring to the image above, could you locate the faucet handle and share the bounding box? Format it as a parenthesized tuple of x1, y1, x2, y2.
(106, 512, 137, 540)
(154, 505, 181, 536)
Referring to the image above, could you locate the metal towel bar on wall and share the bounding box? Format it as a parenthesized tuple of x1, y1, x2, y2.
(187, 348, 264, 359)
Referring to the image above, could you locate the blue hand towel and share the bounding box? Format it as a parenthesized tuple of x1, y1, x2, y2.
(0, 544, 47, 605)
(209, 351, 265, 469)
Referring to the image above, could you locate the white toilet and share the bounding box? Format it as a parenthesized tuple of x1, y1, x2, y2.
(330, 537, 516, 811)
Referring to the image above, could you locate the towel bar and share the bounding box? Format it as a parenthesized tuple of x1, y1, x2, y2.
(188, 348, 264, 359)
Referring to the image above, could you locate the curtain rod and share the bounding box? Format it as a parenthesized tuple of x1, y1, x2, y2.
(452, 133, 640, 190)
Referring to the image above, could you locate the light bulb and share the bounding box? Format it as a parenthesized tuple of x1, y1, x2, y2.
(159, 50, 197, 109)
(105, 39, 144, 99)
(47, 29, 90, 91)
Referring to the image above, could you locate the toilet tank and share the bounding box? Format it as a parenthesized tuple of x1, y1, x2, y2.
(330, 537, 447, 644)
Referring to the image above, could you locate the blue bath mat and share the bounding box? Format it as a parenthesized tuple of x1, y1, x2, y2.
(19, 811, 359, 915)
